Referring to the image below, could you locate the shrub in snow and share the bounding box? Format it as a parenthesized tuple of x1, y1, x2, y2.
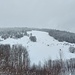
(69, 46, 75, 53)
(47, 44, 49, 46)
(29, 36, 37, 42)
(15, 33, 23, 38)
(1, 34, 9, 39)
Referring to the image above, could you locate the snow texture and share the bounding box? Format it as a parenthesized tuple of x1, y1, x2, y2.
(0, 30, 75, 65)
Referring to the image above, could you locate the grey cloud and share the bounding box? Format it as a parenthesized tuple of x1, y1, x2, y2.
(0, 0, 75, 32)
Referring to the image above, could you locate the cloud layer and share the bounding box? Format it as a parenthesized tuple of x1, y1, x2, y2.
(0, 0, 75, 32)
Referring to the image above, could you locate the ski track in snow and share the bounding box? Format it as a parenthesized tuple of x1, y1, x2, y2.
(0, 30, 75, 65)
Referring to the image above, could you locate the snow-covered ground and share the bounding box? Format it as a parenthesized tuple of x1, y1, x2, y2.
(0, 30, 75, 65)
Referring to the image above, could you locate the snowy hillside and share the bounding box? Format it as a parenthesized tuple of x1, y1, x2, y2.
(0, 30, 75, 65)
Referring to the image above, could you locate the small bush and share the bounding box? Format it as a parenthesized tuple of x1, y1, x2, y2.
(1, 34, 9, 39)
(29, 36, 37, 42)
(69, 46, 75, 53)
(15, 33, 23, 38)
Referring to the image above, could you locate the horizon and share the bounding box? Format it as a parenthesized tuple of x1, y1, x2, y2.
(0, 26, 74, 33)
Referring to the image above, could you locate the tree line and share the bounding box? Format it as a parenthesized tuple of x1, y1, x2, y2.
(48, 29, 75, 43)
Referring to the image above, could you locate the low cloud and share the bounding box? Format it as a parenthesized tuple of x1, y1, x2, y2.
(0, 0, 75, 32)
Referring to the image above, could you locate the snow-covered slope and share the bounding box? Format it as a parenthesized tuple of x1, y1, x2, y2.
(0, 30, 75, 65)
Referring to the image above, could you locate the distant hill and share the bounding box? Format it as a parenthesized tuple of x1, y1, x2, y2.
(0, 27, 75, 43)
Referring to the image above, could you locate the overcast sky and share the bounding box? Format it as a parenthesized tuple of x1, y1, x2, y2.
(0, 0, 75, 32)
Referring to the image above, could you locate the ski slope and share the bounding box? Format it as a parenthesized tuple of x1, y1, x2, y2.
(0, 30, 75, 65)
